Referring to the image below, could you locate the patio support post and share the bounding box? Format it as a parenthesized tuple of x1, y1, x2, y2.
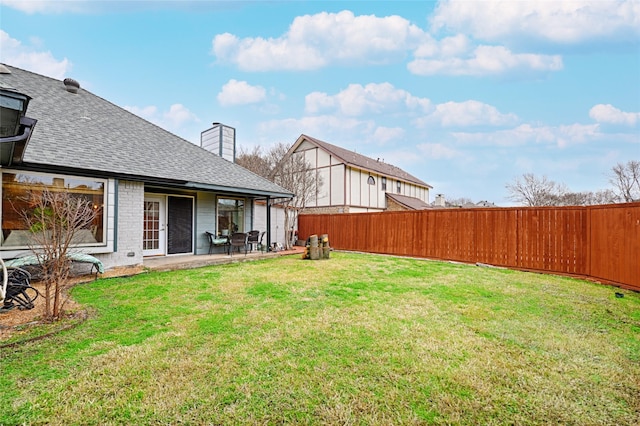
(266, 196, 271, 250)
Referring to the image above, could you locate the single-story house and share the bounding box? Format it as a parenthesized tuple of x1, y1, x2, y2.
(287, 134, 432, 213)
(0, 64, 293, 270)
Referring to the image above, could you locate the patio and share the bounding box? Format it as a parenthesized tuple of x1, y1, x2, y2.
(143, 245, 305, 272)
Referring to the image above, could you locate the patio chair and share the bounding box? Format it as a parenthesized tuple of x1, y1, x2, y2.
(257, 231, 267, 252)
(247, 230, 260, 252)
(206, 231, 229, 255)
(229, 232, 248, 256)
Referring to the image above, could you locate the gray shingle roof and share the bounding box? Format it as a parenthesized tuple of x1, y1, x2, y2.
(0, 64, 292, 198)
(296, 134, 432, 188)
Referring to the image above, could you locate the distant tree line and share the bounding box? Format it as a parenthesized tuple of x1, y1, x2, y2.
(505, 160, 639, 207)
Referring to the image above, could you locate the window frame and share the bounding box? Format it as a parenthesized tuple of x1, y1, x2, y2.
(1, 170, 108, 250)
(216, 196, 245, 237)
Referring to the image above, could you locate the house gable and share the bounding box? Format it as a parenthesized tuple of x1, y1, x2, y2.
(289, 134, 432, 212)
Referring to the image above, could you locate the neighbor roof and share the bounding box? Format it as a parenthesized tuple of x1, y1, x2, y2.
(293, 134, 432, 189)
(0, 64, 292, 198)
(385, 193, 431, 210)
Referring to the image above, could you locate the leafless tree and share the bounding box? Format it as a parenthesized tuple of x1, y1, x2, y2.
(236, 146, 274, 181)
(557, 189, 618, 206)
(609, 160, 640, 202)
(18, 186, 98, 320)
(237, 143, 321, 249)
(505, 174, 568, 206)
(275, 150, 321, 249)
(506, 173, 622, 207)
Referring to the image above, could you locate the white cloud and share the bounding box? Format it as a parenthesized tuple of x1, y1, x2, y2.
(430, 0, 640, 45)
(0, 30, 70, 79)
(0, 0, 87, 13)
(421, 100, 519, 128)
(0, 0, 214, 14)
(217, 79, 266, 106)
(163, 104, 199, 128)
(212, 10, 425, 71)
(416, 143, 460, 159)
(589, 104, 639, 126)
(259, 115, 373, 138)
(124, 105, 158, 121)
(305, 83, 431, 116)
(451, 123, 601, 148)
(124, 103, 199, 131)
(210, 7, 586, 78)
(373, 126, 405, 145)
(408, 44, 563, 76)
(304, 92, 336, 114)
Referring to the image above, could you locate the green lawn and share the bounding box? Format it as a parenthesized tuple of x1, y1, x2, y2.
(2, 252, 639, 425)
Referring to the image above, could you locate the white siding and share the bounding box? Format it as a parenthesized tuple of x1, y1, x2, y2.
(330, 164, 345, 205)
(195, 191, 216, 254)
(304, 148, 317, 169)
(253, 203, 287, 247)
(201, 124, 235, 162)
(349, 168, 360, 206)
(317, 149, 331, 168)
(317, 168, 330, 206)
(360, 171, 370, 207)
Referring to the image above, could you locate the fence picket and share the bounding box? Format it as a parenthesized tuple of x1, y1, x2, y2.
(299, 203, 640, 291)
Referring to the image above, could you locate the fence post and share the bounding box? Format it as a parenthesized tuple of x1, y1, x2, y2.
(585, 205, 591, 280)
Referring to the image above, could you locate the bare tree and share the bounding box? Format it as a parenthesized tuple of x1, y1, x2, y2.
(236, 146, 274, 181)
(274, 150, 321, 249)
(505, 174, 568, 206)
(557, 189, 618, 206)
(506, 173, 623, 207)
(18, 186, 98, 320)
(609, 160, 640, 202)
(237, 142, 321, 250)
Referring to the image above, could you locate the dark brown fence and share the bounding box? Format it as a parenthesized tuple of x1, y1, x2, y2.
(298, 203, 640, 291)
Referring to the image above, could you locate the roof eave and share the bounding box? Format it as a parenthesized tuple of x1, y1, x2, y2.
(183, 182, 293, 199)
(296, 135, 433, 189)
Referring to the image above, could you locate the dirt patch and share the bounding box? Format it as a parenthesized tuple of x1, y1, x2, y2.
(0, 265, 145, 341)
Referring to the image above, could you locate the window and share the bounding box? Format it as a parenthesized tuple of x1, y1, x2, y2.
(381, 177, 387, 191)
(397, 180, 402, 194)
(217, 198, 244, 236)
(367, 175, 375, 185)
(1, 172, 106, 248)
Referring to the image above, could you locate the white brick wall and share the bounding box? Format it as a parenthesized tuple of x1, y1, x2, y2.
(95, 180, 144, 270)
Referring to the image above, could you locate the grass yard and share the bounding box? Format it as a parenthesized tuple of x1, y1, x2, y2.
(1, 252, 639, 425)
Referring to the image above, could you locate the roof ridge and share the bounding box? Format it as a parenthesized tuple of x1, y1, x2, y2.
(300, 134, 431, 188)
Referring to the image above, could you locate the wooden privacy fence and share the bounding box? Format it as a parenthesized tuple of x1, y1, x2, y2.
(298, 202, 640, 291)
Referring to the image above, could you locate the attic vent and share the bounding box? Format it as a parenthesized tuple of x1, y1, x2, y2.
(63, 78, 80, 94)
(0, 64, 11, 74)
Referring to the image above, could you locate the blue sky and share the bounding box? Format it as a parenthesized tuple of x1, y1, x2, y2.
(1, 0, 638, 205)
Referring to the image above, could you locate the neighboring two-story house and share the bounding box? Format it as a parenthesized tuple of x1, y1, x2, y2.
(288, 134, 432, 214)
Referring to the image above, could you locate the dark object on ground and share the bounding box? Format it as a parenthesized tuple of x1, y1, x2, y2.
(1, 267, 40, 312)
(615, 292, 624, 298)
